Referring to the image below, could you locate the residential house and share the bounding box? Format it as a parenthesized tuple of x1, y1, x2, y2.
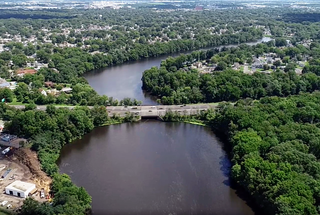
(47, 89, 58, 96)
(8, 82, 17, 90)
(16, 69, 37, 77)
(0, 78, 9, 89)
(44, 81, 54, 88)
(232, 63, 241, 70)
(61, 87, 72, 93)
(40, 89, 47, 96)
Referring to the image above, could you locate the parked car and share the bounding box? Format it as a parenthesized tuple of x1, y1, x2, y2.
(2, 147, 10, 155)
(6, 204, 12, 209)
(1, 201, 8, 206)
(40, 189, 45, 198)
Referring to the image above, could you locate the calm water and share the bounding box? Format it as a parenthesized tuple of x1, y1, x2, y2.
(58, 121, 255, 215)
(84, 37, 273, 104)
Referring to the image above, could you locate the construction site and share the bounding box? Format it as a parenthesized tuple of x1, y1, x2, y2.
(0, 147, 52, 211)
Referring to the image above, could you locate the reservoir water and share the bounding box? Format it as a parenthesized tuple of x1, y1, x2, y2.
(84, 37, 273, 104)
(58, 121, 255, 215)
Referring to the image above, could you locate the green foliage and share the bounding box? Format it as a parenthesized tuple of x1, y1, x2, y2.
(211, 92, 320, 215)
(142, 42, 320, 104)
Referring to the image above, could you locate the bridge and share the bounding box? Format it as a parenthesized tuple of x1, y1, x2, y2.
(10, 104, 218, 118)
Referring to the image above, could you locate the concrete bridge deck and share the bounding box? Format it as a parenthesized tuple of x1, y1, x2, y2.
(9, 104, 218, 117)
(106, 104, 217, 117)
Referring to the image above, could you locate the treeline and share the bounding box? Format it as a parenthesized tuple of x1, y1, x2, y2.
(141, 41, 319, 105)
(0, 104, 137, 215)
(143, 68, 320, 104)
(161, 108, 215, 123)
(209, 92, 320, 214)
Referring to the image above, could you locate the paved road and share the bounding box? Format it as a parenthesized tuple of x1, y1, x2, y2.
(9, 104, 218, 117)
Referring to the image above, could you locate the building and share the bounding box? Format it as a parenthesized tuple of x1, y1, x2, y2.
(44, 81, 54, 88)
(0, 78, 9, 89)
(5, 181, 36, 198)
(16, 69, 37, 77)
(61, 87, 72, 93)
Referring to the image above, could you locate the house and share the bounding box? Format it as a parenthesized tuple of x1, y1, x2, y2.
(0, 82, 10, 88)
(232, 63, 241, 70)
(0, 78, 9, 88)
(9, 82, 17, 90)
(44, 81, 54, 88)
(40, 89, 47, 96)
(193, 62, 202, 68)
(5, 181, 36, 198)
(16, 69, 37, 77)
(61, 87, 72, 93)
(252, 60, 263, 69)
(295, 68, 303, 75)
(47, 89, 58, 95)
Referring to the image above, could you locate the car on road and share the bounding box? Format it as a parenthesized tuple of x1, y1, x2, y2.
(148, 110, 152, 112)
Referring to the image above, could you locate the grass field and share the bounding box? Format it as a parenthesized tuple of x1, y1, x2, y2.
(7, 98, 23, 105)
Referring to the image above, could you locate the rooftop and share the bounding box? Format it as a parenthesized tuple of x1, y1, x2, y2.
(6, 180, 35, 192)
(16, 69, 37, 75)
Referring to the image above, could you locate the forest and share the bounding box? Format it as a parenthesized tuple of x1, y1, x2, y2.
(212, 92, 320, 215)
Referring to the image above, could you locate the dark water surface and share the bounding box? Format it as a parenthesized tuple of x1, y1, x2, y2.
(84, 37, 273, 104)
(58, 121, 255, 215)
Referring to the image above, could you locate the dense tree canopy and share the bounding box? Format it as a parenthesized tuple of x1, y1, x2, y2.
(210, 92, 320, 215)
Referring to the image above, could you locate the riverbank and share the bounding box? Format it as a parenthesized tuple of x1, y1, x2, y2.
(85, 37, 272, 104)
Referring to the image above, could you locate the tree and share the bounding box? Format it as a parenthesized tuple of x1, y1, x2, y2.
(273, 60, 281, 68)
(12, 54, 27, 67)
(215, 61, 227, 71)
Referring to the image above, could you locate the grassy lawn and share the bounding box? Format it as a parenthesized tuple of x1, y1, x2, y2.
(183, 120, 207, 126)
(7, 99, 73, 107)
(187, 102, 220, 106)
(7, 98, 23, 105)
(0, 208, 16, 215)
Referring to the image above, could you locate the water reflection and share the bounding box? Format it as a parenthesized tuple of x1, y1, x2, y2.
(58, 121, 257, 215)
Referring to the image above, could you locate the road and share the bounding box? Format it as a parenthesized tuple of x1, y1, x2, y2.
(9, 104, 218, 117)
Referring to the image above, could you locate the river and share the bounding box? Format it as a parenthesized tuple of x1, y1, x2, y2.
(84, 37, 273, 105)
(58, 38, 272, 214)
(58, 121, 256, 215)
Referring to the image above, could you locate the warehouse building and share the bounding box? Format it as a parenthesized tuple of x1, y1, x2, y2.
(5, 181, 36, 198)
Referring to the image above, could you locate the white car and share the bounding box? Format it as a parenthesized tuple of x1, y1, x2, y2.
(6, 204, 11, 209)
(1, 201, 8, 206)
(1, 147, 10, 155)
